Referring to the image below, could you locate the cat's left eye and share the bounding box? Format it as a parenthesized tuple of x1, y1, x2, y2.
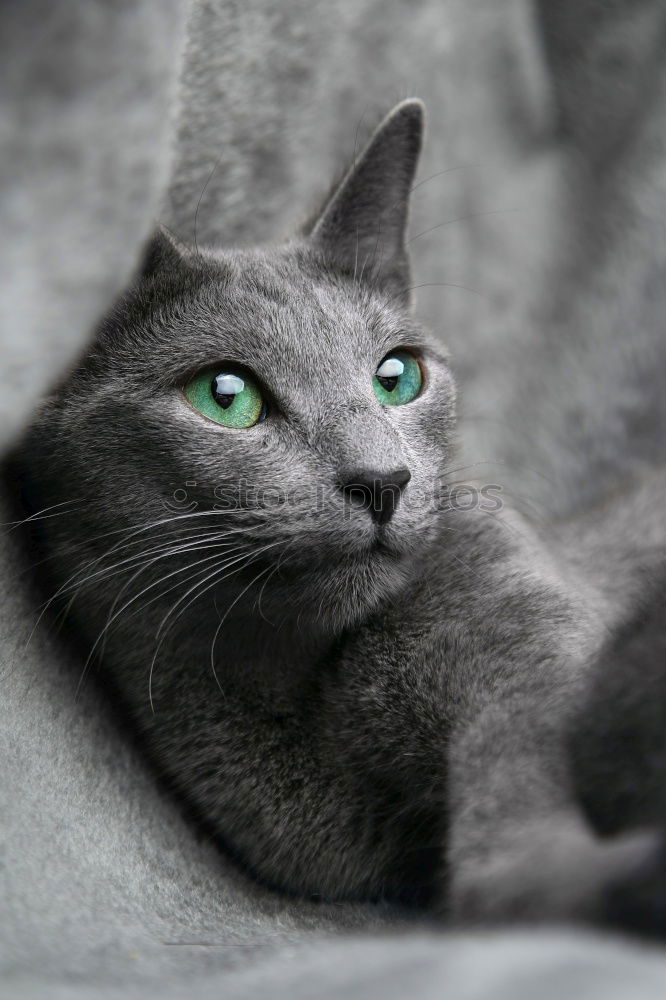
(182, 365, 267, 428)
(373, 349, 423, 406)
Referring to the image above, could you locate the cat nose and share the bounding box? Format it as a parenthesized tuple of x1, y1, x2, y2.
(341, 467, 411, 526)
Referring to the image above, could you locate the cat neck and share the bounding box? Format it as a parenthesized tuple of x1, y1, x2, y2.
(180, 599, 338, 700)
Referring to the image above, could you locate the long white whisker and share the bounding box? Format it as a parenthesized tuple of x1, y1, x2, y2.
(155, 540, 282, 643)
(208, 560, 277, 686)
(3, 498, 86, 531)
(28, 529, 250, 646)
(74, 544, 253, 699)
(148, 541, 283, 710)
(33, 509, 267, 620)
(94, 540, 250, 662)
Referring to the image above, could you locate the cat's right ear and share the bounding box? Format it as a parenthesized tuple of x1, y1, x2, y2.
(139, 226, 190, 280)
(307, 99, 424, 303)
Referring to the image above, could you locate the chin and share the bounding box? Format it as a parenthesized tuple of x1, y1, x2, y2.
(274, 548, 415, 632)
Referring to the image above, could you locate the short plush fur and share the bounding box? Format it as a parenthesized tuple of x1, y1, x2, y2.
(570, 571, 666, 839)
(13, 100, 666, 925)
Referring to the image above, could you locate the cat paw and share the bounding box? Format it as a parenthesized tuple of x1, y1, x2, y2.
(604, 832, 666, 937)
(446, 823, 666, 932)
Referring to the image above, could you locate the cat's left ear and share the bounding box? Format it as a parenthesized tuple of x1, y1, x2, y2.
(308, 99, 424, 303)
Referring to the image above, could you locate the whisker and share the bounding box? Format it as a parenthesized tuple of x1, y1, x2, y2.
(149, 541, 283, 709)
(161, 540, 284, 647)
(208, 561, 278, 692)
(3, 498, 86, 532)
(408, 164, 465, 196)
(254, 565, 279, 626)
(394, 281, 484, 305)
(34, 512, 266, 618)
(65, 530, 248, 602)
(439, 458, 557, 490)
(193, 154, 225, 254)
(406, 209, 518, 247)
(94, 540, 250, 662)
(28, 528, 250, 645)
(75, 544, 254, 700)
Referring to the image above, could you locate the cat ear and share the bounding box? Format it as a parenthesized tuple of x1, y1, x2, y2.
(308, 99, 424, 302)
(139, 225, 190, 279)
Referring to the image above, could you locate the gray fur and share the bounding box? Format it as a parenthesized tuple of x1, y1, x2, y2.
(14, 101, 666, 927)
(570, 575, 666, 838)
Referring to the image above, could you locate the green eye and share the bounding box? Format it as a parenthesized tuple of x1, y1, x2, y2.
(183, 365, 267, 428)
(373, 350, 422, 406)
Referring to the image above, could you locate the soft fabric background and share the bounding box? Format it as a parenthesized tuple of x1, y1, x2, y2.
(3, 1, 666, 996)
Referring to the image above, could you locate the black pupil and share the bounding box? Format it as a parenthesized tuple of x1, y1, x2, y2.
(211, 374, 238, 410)
(377, 375, 399, 392)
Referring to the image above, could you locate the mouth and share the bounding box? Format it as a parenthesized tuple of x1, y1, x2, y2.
(270, 526, 411, 582)
(250, 528, 418, 630)
(371, 533, 405, 558)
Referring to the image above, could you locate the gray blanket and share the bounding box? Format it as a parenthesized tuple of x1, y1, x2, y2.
(3, 2, 666, 996)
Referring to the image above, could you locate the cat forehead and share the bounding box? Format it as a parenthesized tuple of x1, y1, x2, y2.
(207, 245, 403, 326)
(149, 246, 413, 368)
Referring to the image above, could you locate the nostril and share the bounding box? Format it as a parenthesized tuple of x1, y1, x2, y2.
(340, 467, 411, 525)
(391, 468, 411, 490)
(342, 481, 374, 510)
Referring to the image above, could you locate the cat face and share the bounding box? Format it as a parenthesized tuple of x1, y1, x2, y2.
(22, 100, 456, 634)
(52, 247, 455, 633)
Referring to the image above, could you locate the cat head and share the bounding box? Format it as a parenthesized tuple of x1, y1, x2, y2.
(22, 100, 456, 639)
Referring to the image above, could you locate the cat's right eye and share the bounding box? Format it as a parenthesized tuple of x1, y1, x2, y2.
(182, 365, 267, 428)
(373, 349, 423, 406)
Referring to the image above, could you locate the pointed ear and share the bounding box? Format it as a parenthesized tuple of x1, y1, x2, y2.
(309, 99, 424, 302)
(138, 225, 190, 280)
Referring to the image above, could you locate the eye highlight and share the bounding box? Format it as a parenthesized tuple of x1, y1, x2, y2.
(373, 349, 422, 406)
(182, 365, 267, 428)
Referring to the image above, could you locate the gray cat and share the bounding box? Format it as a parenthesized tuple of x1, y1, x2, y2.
(13, 100, 666, 925)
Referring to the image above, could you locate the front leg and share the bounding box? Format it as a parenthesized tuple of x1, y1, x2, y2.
(446, 675, 661, 926)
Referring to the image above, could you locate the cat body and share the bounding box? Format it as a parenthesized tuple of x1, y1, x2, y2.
(15, 101, 666, 926)
(570, 571, 666, 839)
